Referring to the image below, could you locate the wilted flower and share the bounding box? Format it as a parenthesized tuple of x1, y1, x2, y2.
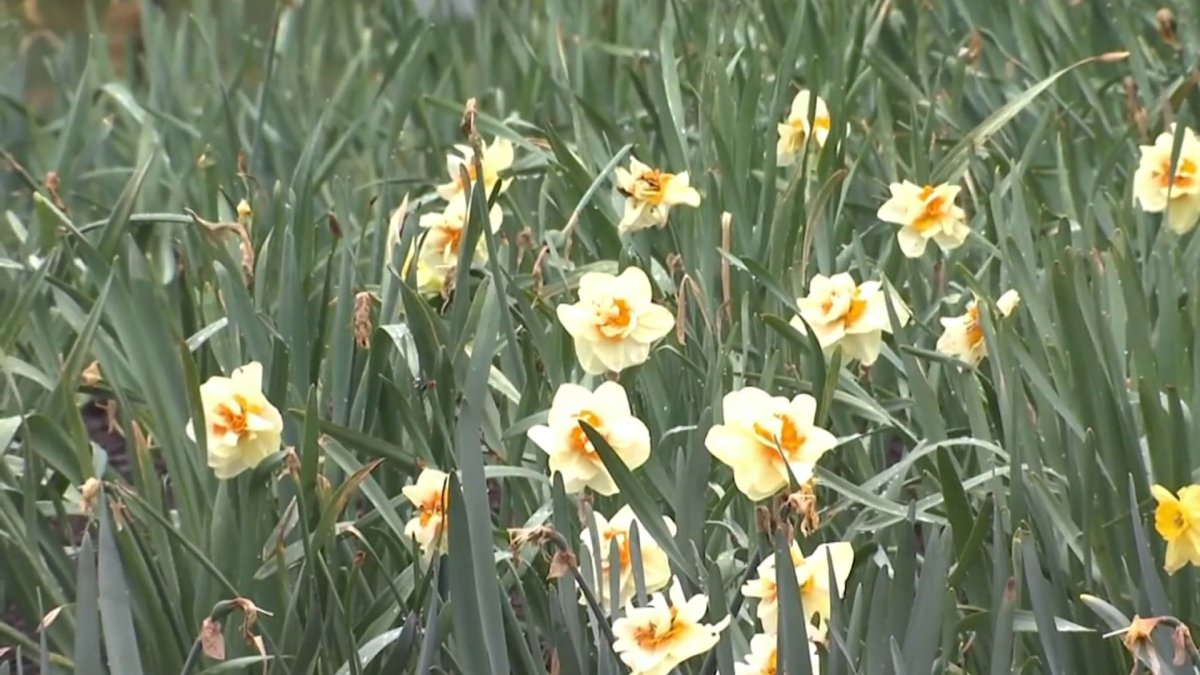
(580, 505, 674, 611)
(742, 541, 853, 641)
(936, 289, 1020, 366)
(1151, 484, 1200, 574)
(556, 267, 675, 374)
(527, 382, 651, 495)
(611, 579, 730, 675)
(705, 387, 838, 501)
(876, 181, 970, 258)
(614, 157, 701, 234)
(417, 197, 503, 268)
(777, 90, 832, 166)
(790, 273, 910, 366)
(1133, 124, 1200, 234)
(401, 468, 451, 556)
(185, 362, 283, 479)
(734, 632, 819, 675)
(436, 136, 515, 203)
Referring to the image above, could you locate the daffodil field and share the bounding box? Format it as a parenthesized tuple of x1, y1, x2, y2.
(5, 0, 1200, 673)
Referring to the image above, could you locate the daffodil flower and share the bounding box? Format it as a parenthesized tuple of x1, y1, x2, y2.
(876, 181, 970, 257)
(417, 197, 503, 267)
(1151, 484, 1200, 574)
(580, 506, 674, 612)
(1134, 124, 1200, 234)
(705, 387, 838, 501)
(614, 157, 701, 234)
(790, 273, 910, 366)
(777, 90, 833, 166)
(186, 362, 283, 480)
(741, 541, 853, 642)
(402, 468, 451, 556)
(734, 632, 819, 675)
(527, 382, 651, 495)
(739, 542, 806, 634)
(555, 266, 675, 375)
(436, 136, 515, 203)
(936, 290, 1020, 366)
(611, 578, 730, 675)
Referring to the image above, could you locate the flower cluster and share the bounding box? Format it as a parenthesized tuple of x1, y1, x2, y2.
(408, 136, 515, 295)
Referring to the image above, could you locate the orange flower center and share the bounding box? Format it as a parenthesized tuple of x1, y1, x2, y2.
(634, 170, 672, 205)
(568, 410, 604, 457)
(965, 304, 985, 348)
(632, 607, 684, 650)
(819, 288, 868, 328)
(913, 185, 949, 233)
(1156, 499, 1190, 541)
(597, 298, 634, 338)
(754, 413, 806, 462)
(419, 492, 448, 528)
(601, 527, 633, 570)
(211, 394, 261, 441)
(1157, 157, 1198, 192)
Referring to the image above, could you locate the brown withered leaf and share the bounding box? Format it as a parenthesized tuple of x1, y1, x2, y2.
(547, 549, 577, 580)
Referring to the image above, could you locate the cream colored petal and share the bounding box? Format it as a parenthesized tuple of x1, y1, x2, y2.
(573, 339, 608, 375)
(896, 226, 930, 258)
(556, 303, 593, 338)
(487, 137, 515, 172)
(630, 304, 675, 343)
(628, 156, 651, 176)
(230, 362, 264, 390)
(1165, 194, 1200, 234)
(619, 199, 655, 234)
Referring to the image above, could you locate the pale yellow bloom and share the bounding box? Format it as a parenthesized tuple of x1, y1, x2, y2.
(936, 289, 1020, 366)
(417, 197, 503, 268)
(527, 382, 650, 495)
(236, 199, 252, 226)
(739, 543, 806, 634)
(556, 267, 675, 374)
(614, 157, 701, 233)
(611, 579, 730, 675)
(705, 388, 837, 501)
(777, 90, 832, 166)
(794, 542, 854, 642)
(1133, 124, 1200, 234)
(401, 247, 447, 297)
(580, 506, 674, 611)
(734, 632, 819, 675)
(401, 468, 450, 556)
(436, 136, 515, 203)
(790, 273, 910, 366)
(1151, 484, 1200, 574)
(185, 362, 283, 479)
(742, 542, 853, 641)
(876, 180, 970, 257)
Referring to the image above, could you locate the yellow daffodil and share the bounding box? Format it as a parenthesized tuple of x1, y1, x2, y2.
(611, 579, 730, 675)
(401, 247, 448, 297)
(580, 506, 675, 611)
(527, 382, 651, 495)
(936, 289, 1020, 366)
(1133, 124, 1200, 234)
(777, 90, 832, 166)
(705, 388, 837, 501)
(1151, 484, 1200, 574)
(742, 542, 852, 641)
(555, 267, 675, 375)
(436, 136, 515, 203)
(734, 632, 819, 675)
(876, 180, 970, 258)
(794, 542, 854, 642)
(790, 273, 910, 366)
(417, 197, 503, 267)
(740, 542, 806, 634)
(614, 157, 701, 234)
(185, 362, 283, 480)
(401, 468, 450, 556)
